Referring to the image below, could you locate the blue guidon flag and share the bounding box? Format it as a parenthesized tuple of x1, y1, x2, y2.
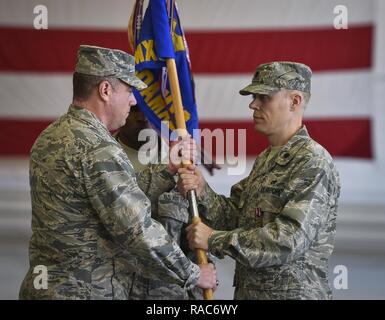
(130, 0, 198, 139)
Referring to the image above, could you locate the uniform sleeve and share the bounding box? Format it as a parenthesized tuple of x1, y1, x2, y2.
(197, 176, 247, 231)
(157, 190, 218, 265)
(207, 158, 334, 269)
(156, 190, 189, 242)
(136, 164, 176, 203)
(82, 144, 199, 289)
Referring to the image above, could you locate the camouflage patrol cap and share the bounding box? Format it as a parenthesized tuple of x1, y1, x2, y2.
(75, 45, 147, 90)
(239, 61, 312, 96)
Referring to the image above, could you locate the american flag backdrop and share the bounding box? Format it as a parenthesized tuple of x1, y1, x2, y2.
(0, 0, 375, 156)
(1, 0, 385, 204)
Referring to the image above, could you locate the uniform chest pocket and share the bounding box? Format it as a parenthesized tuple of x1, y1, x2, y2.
(238, 200, 263, 229)
(258, 188, 287, 226)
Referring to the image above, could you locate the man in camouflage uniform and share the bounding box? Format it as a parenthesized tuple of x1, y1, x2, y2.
(179, 62, 341, 300)
(19, 45, 216, 300)
(116, 107, 206, 299)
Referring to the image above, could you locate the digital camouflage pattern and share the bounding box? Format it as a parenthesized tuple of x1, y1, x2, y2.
(19, 104, 200, 300)
(198, 126, 340, 300)
(156, 190, 207, 300)
(239, 61, 312, 96)
(75, 45, 147, 90)
(117, 137, 205, 299)
(126, 189, 204, 300)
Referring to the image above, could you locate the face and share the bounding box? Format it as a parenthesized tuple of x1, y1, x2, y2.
(248, 90, 292, 137)
(108, 81, 137, 130)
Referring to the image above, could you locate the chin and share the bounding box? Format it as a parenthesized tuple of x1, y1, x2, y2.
(254, 124, 265, 133)
(110, 122, 123, 131)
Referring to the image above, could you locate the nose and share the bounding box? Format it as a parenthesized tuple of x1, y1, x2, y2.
(249, 98, 261, 111)
(130, 94, 137, 106)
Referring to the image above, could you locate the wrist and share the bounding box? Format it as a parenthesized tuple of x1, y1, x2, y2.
(206, 228, 215, 251)
(167, 163, 178, 175)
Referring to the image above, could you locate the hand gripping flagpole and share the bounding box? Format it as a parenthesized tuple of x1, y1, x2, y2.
(166, 59, 214, 300)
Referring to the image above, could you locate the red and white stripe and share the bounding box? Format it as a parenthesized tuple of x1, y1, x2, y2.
(0, 0, 376, 158)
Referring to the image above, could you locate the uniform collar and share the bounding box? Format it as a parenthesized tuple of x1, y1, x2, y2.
(68, 104, 109, 133)
(251, 126, 310, 180)
(275, 126, 310, 166)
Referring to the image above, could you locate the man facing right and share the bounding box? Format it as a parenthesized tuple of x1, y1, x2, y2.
(179, 62, 341, 300)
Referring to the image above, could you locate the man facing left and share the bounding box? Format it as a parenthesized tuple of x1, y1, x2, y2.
(19, 45, 216, 300)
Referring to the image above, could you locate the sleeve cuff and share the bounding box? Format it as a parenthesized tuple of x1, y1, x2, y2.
(182, 262, 200, 290)
(197, 183, 217, 209)
(208, 230, 230, 259)
(156, 164, 177, 189)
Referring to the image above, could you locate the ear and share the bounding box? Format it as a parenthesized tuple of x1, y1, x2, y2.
(98, 80, 112, 102)
(290, 91, 303, 111)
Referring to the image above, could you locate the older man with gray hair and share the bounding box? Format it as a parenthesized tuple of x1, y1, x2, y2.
(19, 45, 216, 300)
